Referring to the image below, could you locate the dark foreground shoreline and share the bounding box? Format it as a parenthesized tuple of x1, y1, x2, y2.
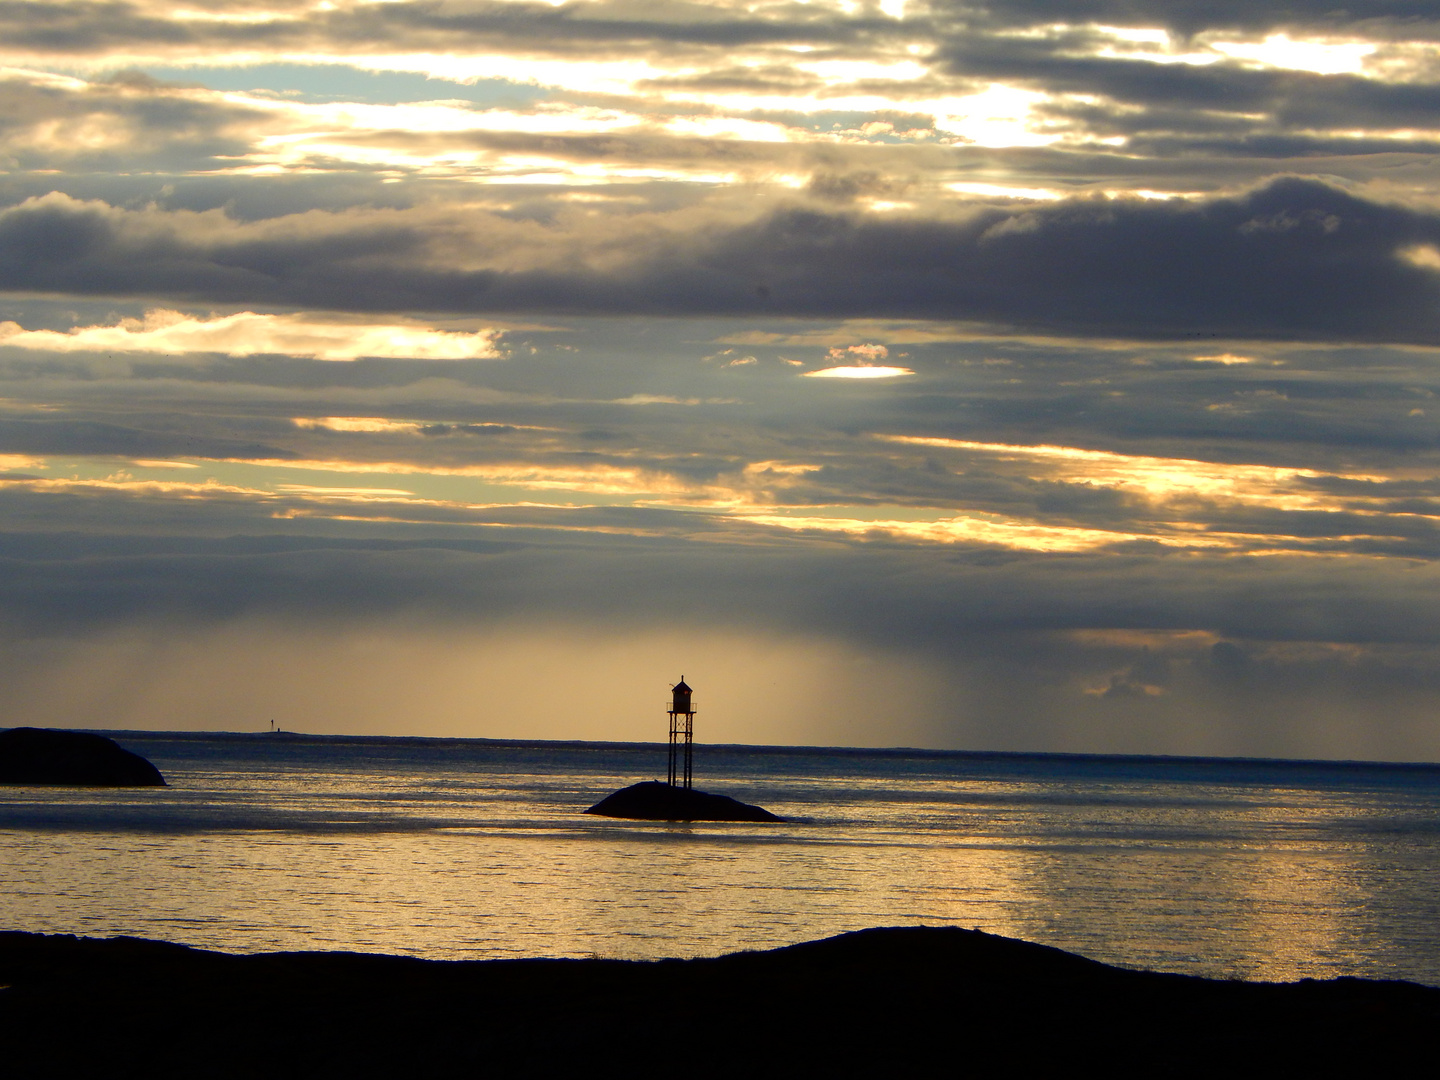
(2, 926, 1434, 1076)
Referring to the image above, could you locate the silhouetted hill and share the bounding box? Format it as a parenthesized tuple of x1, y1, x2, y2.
(585, 780, 782, 821)
(0, 926, 1433, 1076)
(0, 728, 165, 786)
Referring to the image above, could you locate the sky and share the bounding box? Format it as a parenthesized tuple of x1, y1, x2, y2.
(5, 2, 1440, 757)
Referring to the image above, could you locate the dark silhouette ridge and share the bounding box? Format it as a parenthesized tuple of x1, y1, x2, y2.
(0, 727, 165, 786)
(0, 926, 1434, 1075)
(585, 779, 783, 821)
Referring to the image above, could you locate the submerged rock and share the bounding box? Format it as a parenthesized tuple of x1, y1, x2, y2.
(585, 780, 782, 822)
(0, 727, 166, 787)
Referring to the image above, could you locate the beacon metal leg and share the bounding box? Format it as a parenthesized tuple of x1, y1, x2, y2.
(682, 715, 693, 790)
(667, 713, 678, 787)
(667, 709, 694, 789)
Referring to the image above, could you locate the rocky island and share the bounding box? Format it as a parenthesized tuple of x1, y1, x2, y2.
(585, 779, 783, 822)
(0, 727, 166, 786)
(584, 679, 783, 821)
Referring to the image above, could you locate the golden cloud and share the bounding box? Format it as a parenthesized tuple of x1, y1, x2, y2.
(0, 310, 506, 361)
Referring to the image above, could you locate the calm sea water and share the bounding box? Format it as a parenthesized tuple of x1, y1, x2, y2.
(2, 732, 1439, 985)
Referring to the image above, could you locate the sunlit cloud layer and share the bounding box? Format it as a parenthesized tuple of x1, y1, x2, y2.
(881, 436, 1375, 509)
(803, 365, 913, 377)
(0, 310, 505, 360)
(6, 1, 1440, 756)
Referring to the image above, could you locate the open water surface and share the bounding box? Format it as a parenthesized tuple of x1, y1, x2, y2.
(2, 732, 1439, 984)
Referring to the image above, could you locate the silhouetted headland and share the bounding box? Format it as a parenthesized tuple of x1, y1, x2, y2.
(0, 727, 165, 786)
(0, 926, 1432, 1074)
(585, 779, 783, 821)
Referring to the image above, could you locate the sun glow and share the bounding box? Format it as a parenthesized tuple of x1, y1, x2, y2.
(804, 366, 914, 378)
(1209, 34, 1375, 76)
(293, 418, 427, 434)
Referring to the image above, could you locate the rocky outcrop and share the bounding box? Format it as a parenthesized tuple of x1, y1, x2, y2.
(584, 780, 782, 821)
(0, 727, 166, 786)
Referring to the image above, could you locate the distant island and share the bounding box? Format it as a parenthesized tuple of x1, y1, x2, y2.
(0, 926, 1432, 1073)
(0, 727, 166, 786)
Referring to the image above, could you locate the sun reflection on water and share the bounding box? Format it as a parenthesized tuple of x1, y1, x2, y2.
(1, 737, 1436, 984)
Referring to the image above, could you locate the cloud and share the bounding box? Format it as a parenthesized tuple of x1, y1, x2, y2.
(7, 7, 1440, 176)
(0, 520, 1433, 644)
(3, 307, 1439, 558)
(4, 179, 1440, 342)
(0, 1, 902, 62)
(805, 341, 912, 376)
(0, 418, 296, 460)
(0, 69, 264, 174)
(828, 343, 889, 361)
(803, 365, 913, 378)
(5, 4, 1440, 757)
(0, 301, 1437, 757)
(293, 417, 426, 433)
(0, 309, 505, 360)
(3, 524, 1440, 755)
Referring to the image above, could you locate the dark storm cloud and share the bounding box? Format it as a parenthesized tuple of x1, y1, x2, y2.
(925, 360, 1440, 462)
(940, 32, 1280, 108)
(338, 127, 959, 197)
(0, 1, 195, 52)
(5, 0, 1440, 760)
(2, 521, 1439, 651)
(0, 0, 903, 56)
(0, 171, 423, 221)
(680, 179, 1440, 340)
(949, 142, 1440, 197)
(0, 418, 296, 460)
(5, 178, 1440, 342)
(334, 1, 896, 49)
(0, 72, 262, 174)
(3, 0, 1438, 168)
(7, 520, 1440, 757)
(7, 5, 1440, 219)
(0, 389, 1437, 570)
(7, 308, 1440, 511)
(1, 0, 1434, 61)
(1111, 133, 1440, 161)
(938, 40, 1440, 138)
(3, 298, 1440, 756)
(941, 0, 1440, 38)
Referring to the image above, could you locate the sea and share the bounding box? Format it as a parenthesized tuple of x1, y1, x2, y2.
(3, 732, 1439, 985)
